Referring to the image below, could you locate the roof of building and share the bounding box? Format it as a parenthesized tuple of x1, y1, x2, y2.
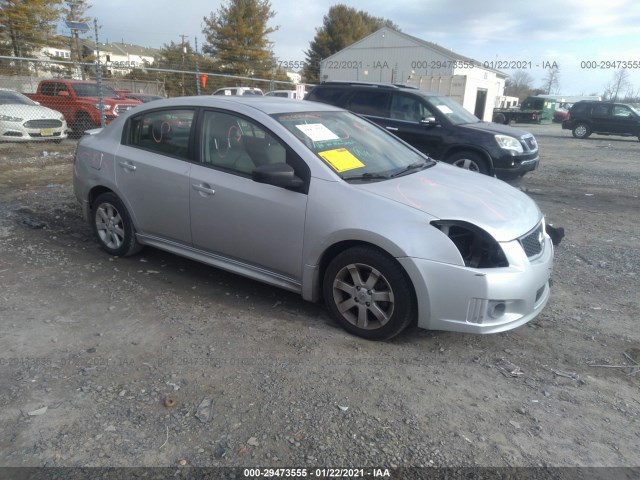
(322, 27, 507, 78)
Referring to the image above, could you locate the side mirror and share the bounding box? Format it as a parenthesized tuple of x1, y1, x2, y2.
(420, 116, 438, 126)
(57, 90, 70, 97)
(252, 163, 304, 189)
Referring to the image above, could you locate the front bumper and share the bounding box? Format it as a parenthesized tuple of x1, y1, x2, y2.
(399, 235, 553, 334)
(493, 154, 539, 179)
(0, 124, 68, 142)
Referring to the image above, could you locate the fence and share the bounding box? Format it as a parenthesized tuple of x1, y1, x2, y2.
(0, 56, 298, 160)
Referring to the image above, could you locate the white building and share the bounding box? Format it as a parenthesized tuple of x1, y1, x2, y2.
(319, 27, 507, 122)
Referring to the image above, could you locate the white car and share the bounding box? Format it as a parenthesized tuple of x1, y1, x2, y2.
(212, 87, 264, 96)
(0, 88, 68, 142)
(265, 90, 307, 100)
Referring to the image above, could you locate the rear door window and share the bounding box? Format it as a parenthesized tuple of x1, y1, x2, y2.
(127, 109, 195, 159)
(592, 104, 610, 116)
(345, 91, 390, 117)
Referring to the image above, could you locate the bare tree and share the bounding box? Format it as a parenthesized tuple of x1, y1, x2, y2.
(540, 67, 560, 94)
(604, 69, 631, 101)
(504, 70, 534, 100)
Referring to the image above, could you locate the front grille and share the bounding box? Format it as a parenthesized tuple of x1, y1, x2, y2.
(519, 223, 544, 258)
(24, 119, 63, 129)
(521, 134, 538, 152)
(115, 104, 136, 115)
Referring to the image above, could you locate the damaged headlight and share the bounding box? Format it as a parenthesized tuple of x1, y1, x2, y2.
(431, 220, 508, 268)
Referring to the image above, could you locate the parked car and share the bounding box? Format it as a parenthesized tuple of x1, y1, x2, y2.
(265, 90, 307, 99)
(305, 82, 540, 180)
(25, 79, 141, 135)
(73, 96, 553, 340)
(553, 104, 572, 123)
(0, 88, 68, 142)
(562, 100, 640, 140)
(213, 87, 264, 96)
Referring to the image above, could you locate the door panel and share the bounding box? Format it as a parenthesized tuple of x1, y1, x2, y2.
(115, 108, 195, 244)
(189, 166, 307, 279)
(116, 146, 192, 244)
(190, 110, 308, 279)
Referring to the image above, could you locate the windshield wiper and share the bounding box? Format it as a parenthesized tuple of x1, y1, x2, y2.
(342, 172, 391, 182)
(390, 160, 432, 178)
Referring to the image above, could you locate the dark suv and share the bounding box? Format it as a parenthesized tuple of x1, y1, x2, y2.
(305, 82, 539, 180)
(562, 100, 640, 140)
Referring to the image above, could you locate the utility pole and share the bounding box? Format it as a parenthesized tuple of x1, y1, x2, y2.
(179, 34, 189, 96)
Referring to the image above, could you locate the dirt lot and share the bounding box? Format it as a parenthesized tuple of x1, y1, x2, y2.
(0, 123, 639, 472)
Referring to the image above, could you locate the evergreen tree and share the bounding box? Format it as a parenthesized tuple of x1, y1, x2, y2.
(0, 0, 64, 65)
(202, 0, 278, 79)
(304, 4, 398, 83)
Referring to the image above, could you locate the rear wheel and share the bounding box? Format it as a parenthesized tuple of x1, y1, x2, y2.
(323, 246, 415, 340)
(572, 123, 591, 139)
(446, 151, 489, 175)
(493, 113, 506, 124)
(92, 192, 142, 257)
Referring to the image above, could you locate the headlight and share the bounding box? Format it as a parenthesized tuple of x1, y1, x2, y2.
(431, 220, 508, 268)
(495, 135, 523, 153)
(94, 104, 110, 112)
(0, 114, 23, 122)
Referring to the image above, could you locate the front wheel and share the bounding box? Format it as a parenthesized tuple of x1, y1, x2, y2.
(323, 246, 416, 340)
(446, 151, 489, 175)
(92, 192, 142, 257)
(73, 112, 95, 136)
(572, 123, 591, 139)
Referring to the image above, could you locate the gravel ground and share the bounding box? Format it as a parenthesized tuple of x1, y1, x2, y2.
(0, 124, 638, 474)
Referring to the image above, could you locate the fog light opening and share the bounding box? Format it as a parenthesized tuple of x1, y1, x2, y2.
(489, 301, 506, 319)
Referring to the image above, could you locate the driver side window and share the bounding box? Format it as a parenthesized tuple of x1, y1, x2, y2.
(390, 95, 427, 122)
(199, 111, 287, 175)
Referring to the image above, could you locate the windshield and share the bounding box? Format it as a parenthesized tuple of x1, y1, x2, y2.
(0, 90, 36, 106)
(274, 111, 435, 181)
(73, 83, 118, 97)
(425, 95, 480, 125)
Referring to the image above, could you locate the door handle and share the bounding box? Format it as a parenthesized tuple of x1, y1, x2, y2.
(192, 183, 215, 195)
(385, 126, 398, 131)
(118, 161, 137, 171)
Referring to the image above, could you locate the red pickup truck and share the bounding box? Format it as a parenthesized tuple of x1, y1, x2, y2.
(26, 79, 142, 134)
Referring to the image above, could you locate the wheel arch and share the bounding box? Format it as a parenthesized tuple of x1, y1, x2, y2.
(87, 185, 140, 232)
(303, 239, 418, 311)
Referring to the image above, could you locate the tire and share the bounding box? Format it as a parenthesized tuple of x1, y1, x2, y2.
(322, 246, 416, 340)
(493, 113, 506, 124)
(572, 123, 591, 139)
(73, 112, 95, 136)
(446, 151, 489, 175)
(92, 192, 142, 257)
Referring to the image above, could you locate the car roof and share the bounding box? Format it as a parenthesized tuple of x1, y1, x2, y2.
(122, 95, 344, 115)
(311, 81, 438, 97)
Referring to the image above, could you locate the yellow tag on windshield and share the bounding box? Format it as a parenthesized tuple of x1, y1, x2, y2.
(318, 148, 365, 172)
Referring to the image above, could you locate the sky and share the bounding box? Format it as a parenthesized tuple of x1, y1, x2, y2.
(78, 0, 640, 97)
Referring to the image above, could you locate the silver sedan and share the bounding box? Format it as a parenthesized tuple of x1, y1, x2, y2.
(73, 96, 553, 340)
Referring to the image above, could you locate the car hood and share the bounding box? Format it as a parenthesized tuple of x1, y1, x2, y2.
(0, 104, 65, 121)
(357, 163, 541, 242)
(461, 121, 532, 137)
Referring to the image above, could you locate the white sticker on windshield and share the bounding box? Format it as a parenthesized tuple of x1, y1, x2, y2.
(295, 123, 339, 142)
(436, 105, 453, 114)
